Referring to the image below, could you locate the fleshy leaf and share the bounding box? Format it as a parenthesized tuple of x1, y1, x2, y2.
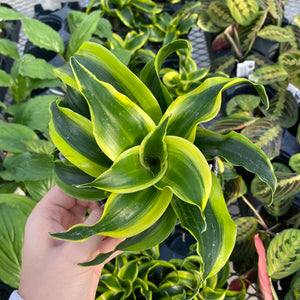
(162, 77, 268, 141)
(70, 57, 156, 161)
(195, 127, 276, 194)
(49, 101, 111, 177)
(156, 136, 212, 210)
(82, 146, 167, 193)
(51, 186, 173, 240)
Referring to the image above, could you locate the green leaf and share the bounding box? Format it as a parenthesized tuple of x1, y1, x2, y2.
(163, 77, 268, 141)
(82, 145, 167, 193)
(0, 6, 23, 20)
(0, 194, 35, 288)
(21, 17, 64, 55)
(290, 153, 300, 173)
(208, 1, 235, 27)
(115, 204, 177, 251)
(24, 176, 55, 201)
(49, 100, 111, 177)
(71, 57, 156, 161)
(156, 136, 212, 210)
(249, 65, 288, 85)
(94, 17, 113, 39)
(0, 69, 12, 87)
(279, 50, 300, 75)
(13, 95, 57, 131)
(0, 122, 39, 153)
(267, 229, 300, 279)
(0, 153, 54, 181)
(140, 39, 190, 112)
(54, 161, 107, 201)
(194, 128, 276, 193)
(0, 39, 20, 59)
(71, 41, 162, 123)
(258, 25, 295, 43)
(51, 186, 173, 240)
(66, 10, 100, 59)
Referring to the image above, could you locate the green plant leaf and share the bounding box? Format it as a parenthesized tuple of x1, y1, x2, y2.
(227, 0, 259, 26)
(249, 65, 288, 85)
(279, 50, 300, 75)
(258, 25, 295, 43)
(21, 17, 64, 55)
(208, 1, 235, 28)
(70, 57, 156, 161)
(51, 186, 173, 240)
(83, 146, 167, 193)
(140, 39, 190, 112)
(13, 95, 57, 132)
(0, 39, 20, 59)
(0, 153, 54, 181)
(0, 194, 35, 288)
(0, 69, 12, 87)
(197, 11, 223, 33)
(194, 128, 276, 193)
(0, 122, 40, 153)
(71, 41, 162, 123)
(224, 176, 247, 203)
(66, 10, 100, 59)
(54, 161, 107, 201)
(267, 229, 300, 279)
(0, 6, 23, 20)
(290, 153, 300, 173)
(49, 100, 111, 177)
(24, 176, 55, 202)
(156, 136, 212, 210)
(241, 117, 283, 159)
(163, 77, 268, 141)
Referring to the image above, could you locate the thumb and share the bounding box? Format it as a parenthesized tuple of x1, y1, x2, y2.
(84, 203, 103, 226)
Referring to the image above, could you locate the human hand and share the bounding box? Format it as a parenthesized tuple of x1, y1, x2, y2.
(18, 186, 122, 300)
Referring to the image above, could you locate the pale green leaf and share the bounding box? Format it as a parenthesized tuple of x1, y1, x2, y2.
(0, 39, 20, 59)
(0, 69, 12, 87)
(24, 176, 55, 201)
(0, 6, 23, 20)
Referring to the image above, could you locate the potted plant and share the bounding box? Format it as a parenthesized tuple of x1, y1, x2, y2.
(47, 39, 276, 291)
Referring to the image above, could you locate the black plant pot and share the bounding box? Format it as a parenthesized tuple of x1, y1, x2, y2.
(0, 280, 14, 300)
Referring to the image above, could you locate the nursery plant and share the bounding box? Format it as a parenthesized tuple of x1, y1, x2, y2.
(48, 38, 276, 286)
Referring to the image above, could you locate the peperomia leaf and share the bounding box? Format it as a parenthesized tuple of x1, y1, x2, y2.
(71, 57, 156, 161)
(162, 77, 268, 141)
(195, 127, 276, 194)
(49, 101, 111, 177)
(82, 146, 167, 193)
(21, 17, 65, 55)
(267, 229, 300, 280)
(156, 136, 212, 210)
(0, 194, 35, 288)
(51, 186, 173, 240)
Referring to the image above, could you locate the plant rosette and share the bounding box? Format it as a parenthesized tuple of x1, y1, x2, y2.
(48, 39, 276, 283)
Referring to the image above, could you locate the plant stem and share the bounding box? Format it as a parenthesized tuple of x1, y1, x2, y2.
(241, 195, 269, 230)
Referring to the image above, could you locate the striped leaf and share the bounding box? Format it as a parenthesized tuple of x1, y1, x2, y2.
(50, 186, 173, 240)
(249, 65, 288, 85)
(241, 117, 283, 159)
(224, 176, 247, 203)
(267, 229, 300, 279)
(279, 50, 300, 75)
(197, 11, 223, 33)
(208, 1, 235, 28)
(49, 101, 111, 177)
(71, 57, 156, 161)
(209, 113, 258, 134)
(251, 171, 300, 207)
(210, 55, 236, 74)
(163, 77, 268, 141)
(156, 136, 212, 210)
(258, 25, 295, 43)
(81, 146, 167, 193)
(290, 153, 300, 173)
(226, 0, 259, 26)
(261, 90, 298, 129)
(195, 128, 276, 194)
(226, 94, 261, 115)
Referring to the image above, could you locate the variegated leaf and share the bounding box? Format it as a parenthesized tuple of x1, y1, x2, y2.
(208, 1, 235, 28)
(224, 176, 247, 203)
(226, 94, 261, 115)
(197, 11, 223, 33)
(195, 128, 276, 193)
(210, 56, 236, 74)
(70, 57, 156, 161)
(51, 186, 173, 240)
(251, 170, 300, 206)
(279, 50, 300, 75)
(249, 65, 288, 85)
(280, 25, 300, 53)
(226, 0, 259, 26)
(163, 77, 268, 141)
(241, 117, 283, 159)
(258, 25, 295, 43)
(81, 146, 167, 193)
(209, 112, 258, 134)
(289, 153, 300, 173)
(267, 229, 300, 279)
(49, 101, 111, 177)
(156, 136, 212, 210)
(261, 90, 298, 129)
